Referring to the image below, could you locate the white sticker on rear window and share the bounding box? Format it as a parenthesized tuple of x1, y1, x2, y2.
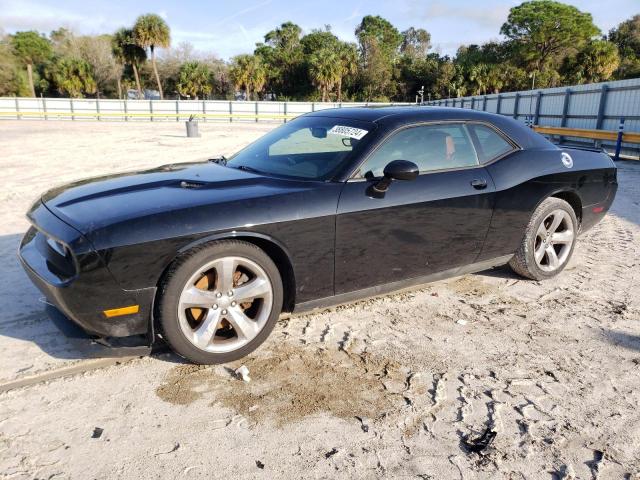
(327, 125, 368, 140)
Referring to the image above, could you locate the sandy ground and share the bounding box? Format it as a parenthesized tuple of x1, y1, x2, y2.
(0, 120, 639, 479)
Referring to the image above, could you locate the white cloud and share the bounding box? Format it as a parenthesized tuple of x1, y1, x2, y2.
(0, 0, 124, 34)
(407, 0, 512, 30)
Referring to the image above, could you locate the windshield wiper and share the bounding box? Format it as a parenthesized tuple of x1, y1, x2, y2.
(208, 155, 227, 165)
(234, 165, 264, 175)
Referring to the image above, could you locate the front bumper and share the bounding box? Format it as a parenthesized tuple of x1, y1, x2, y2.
(19, 201, 155, 338)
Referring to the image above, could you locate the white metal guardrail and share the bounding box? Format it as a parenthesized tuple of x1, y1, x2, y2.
(0, 98, 411, 123)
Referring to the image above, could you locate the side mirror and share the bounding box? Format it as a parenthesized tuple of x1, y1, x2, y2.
(383, 160, 419, 181)
(370, 160, 419, 195)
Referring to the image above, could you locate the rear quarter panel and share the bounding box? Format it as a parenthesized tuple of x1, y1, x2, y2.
(478, 147, 617, 261)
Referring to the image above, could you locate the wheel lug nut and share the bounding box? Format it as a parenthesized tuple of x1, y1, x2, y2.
(228, 291, 233, 297)
(222, 309, 227, 315)
(212, 304, 218, 310)
(231, 301, 237, 307)
(216, 292, 222, 298)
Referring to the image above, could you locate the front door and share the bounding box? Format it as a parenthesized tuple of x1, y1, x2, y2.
(334, 122, 496, 294)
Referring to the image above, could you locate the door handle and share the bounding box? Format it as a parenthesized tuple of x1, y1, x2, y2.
(470, 178, 488, 190)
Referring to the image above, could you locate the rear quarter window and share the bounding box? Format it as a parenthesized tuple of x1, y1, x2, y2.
(467, 124, 515, 163)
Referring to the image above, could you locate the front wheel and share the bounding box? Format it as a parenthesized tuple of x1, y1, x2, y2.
(157, 240, 283, 364)
(509, 197, 578, 281)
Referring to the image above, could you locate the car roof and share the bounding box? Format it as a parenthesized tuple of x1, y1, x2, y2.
(305, 106, 552, 149)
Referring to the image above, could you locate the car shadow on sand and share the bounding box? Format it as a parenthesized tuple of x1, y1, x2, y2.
(602, 329, 640, 352)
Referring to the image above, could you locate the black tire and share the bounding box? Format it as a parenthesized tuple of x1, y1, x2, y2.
(157, 240, 283, 364)
(509, 197, 578, 281)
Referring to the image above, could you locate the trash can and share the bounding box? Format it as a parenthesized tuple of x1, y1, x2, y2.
(185, 120, 200, 138)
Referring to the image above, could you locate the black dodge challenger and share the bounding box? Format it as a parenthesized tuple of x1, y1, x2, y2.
(20, 107, 617, 364)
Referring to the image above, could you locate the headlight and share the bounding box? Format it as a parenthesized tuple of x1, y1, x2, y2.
(46, 236, 69, 257)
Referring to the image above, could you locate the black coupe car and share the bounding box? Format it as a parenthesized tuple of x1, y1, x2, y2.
(20, 107, 617, 364)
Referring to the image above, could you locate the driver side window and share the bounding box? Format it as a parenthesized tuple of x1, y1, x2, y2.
(356, 123, 478, 178)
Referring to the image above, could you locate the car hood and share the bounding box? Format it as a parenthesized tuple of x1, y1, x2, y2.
(41, 161, 310, 240)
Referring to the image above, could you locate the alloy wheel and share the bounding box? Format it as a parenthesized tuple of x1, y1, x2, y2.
(533, 209, 575, 272)
(177, 256, 273, 353)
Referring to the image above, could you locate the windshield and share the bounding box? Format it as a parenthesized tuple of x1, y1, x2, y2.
(225, 116, 375, 180)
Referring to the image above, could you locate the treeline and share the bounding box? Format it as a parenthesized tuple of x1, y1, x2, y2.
(0, 1, 639, 102)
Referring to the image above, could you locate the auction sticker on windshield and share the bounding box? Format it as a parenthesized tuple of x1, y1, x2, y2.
(328, 125, 369, 140)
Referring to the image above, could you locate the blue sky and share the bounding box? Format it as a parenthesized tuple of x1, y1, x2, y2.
(0, 0, 637, 59)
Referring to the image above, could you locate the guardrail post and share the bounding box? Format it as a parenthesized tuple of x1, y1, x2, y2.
(560, 88, 571, 127)
(596, 84, 608, 130)
(175, 100, 179, 122)
(614, 118, 625, 161)
(42, 97, 47, 120)
(202, 100, 206, 122)
(255, 101, 258, 123)
(533, 91, 542, 126)
(496, 94, 502, 115)
(124, 99, 128, 122)
(311, 102, 315, 112)
(284, 102, 288, 123)
(15, 97, 21, 120)
(229, 101, 233, 123)
(150, 100, 154, 122)
(96, 97, 101, 121)
(470, 97, 475, 110)
(70, 98, 74, 121)
(513, 93, 520, 119)
(482, 95, 487, 111)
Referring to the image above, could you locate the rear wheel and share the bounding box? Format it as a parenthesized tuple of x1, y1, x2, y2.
(509, 197, 578, 281)
(158, 240, 283, 364)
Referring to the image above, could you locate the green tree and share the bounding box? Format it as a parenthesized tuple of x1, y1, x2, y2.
(308, 47, 340, 101)
(0, 34, 30, 96)
(336, 42, 358, 102)
(229, 54, 266, 100)
(609, 15, 640, 79)
(500, 0, 600, 71)
(176, 61, 211, 99)
(133, 13, 170, 99)
(562, 40, 620, 84)
(356, 15, 402, 61)
(355, 16, 402, 101)
(255, 21, 304, 98)
(400, 27, 431, 58)
(469, 63, 490, 95)
(112, 28, 146, 98)
(10, 31, 53, 97)
(49, 57, 96, 97)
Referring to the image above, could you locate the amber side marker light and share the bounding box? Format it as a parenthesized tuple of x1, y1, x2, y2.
(103, 305, 140, 318)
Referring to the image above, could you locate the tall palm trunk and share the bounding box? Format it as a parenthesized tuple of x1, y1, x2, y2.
(116, 77, 122, 100)
(337, 77, 343, 103)
(150, 46, 163, 100)
(132, 63, 142, 99)
(26, 63, 35, 97)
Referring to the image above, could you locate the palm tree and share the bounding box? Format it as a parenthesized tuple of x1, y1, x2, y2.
(177, 61, 212, 100)
(469, 63, 489, 95)
(229, 54, 266, 100)
(336, 43, 358, 102)
(50, 57, 96, 98)
(112, 28, 146, 99)
(309, 48, 341, 102)
(133, 14, 170, 99)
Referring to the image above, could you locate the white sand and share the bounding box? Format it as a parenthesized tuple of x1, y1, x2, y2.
(0, 120, 638, 479)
